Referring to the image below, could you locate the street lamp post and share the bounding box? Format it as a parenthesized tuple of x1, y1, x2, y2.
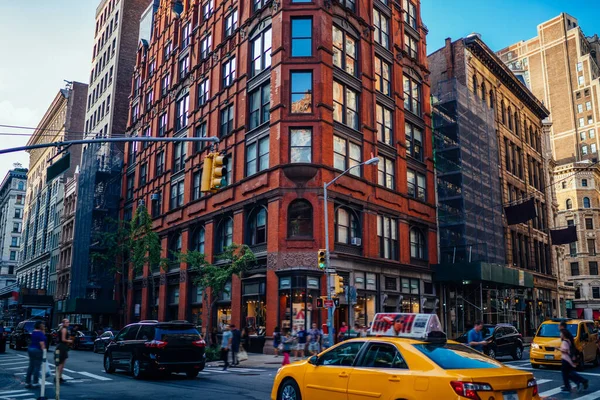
(323, 157, 379, 347)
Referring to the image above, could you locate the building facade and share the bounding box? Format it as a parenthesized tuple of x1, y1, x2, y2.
(554, 162, 600, 320)
(0, 166, 27, 321)
(17, 83, 88, 300)
(122, 0, 437, 350)
(429, 35, 557, 337)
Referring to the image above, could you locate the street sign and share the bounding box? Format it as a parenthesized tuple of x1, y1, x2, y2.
(46, 152, 70, 183)
(325, 268, 336, 274)
(324, 299, 334, 308)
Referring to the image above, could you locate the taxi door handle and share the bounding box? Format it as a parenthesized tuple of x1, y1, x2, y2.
(389, 376, 401, 383)
(338, 372, 349, 378)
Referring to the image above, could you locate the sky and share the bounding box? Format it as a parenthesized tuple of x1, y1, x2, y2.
(0, 1, 599, 180)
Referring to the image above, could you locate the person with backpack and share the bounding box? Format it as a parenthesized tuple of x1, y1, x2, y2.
(559, 328, 589, 392)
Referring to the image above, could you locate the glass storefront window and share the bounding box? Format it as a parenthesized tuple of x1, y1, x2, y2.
(402, 295, 420, 313)
(217, 307, 232, 331)
(354, 293, 376, 327)
(355, 275, 365, 289)
(243, 279, 266, 335)
(278, 275, 320, 331)
(366, 273, 377, 291)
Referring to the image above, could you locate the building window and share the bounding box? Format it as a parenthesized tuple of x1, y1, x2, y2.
(378, 215, 398, 260)
(168, 232, 182, 262)
(247, 207, 267, 246)
(594, 287, 600, 299)
(160, 73, 170, 98)
(377, 155, 395, 189)
(569, 242, 577, 257)
(9, 251, 16, 261)
(253, 0, 268, 12)
(139, 163, 147, 186)
(589, 238, 596, 256)
(12, 222, 21, 233)
(222, 57, 236, 88)
(179, 56, 189, 80)
(410, 228, 426, 259)
(224, 10, 238, 37)
(590, 262, 599, 275)
(202, 0, 214, 20)
(571, 262, 579, 276)
(190, 226, 205, 254)
(246, 136, 270, 176)
(290, 71, 313, 113)
(376, 104, 393, 146)
(220, 104, 234, 137)
(290, 128, 312, 163)
(172, 141, 186, 173)
(288, 199, 313, 238)
(403, 0, 417, 29)
(159, 112, 168, 136)
(592, 144, 597, 153)
(333, 81, 359, 129)
(145, 90, 153, 111)
(291, 18, 312, 57)
(333, 135, 361, 177)
(194, 122, 207, 153)
(338, 0, 356, 11)
(126, 173, 135, 201)
(216, 217, 233, 253)
(192, 170, 202, 201)
(373, 8, 389, 48)
(374, 56, 391, 96)
(155, 151, 165, 176)
(175, 93, 189, 131)
(403, 75, 421, 115)
(582, 179, 588, 187)
(200, 34, 212, 60)
(170, 180, 185, 209)
(14, 209, 22, 218)
(582, 145, 588, 155)
(584, 197, 591, 208)
(404, 32, 418, 59)
(405, 122, 423, 161)
(335, 207, 360, 245)
(249, 82, 271, 129)
(586, 218, 593, 230)
(407, 169, 426, 201)
(181, 22, 191, 49)
(197, 79, 210, 107)
(332, 25, 358, 76)
(566, 199, 573, 209)
(221, 155, 232, 187)
(250, 21, 272, 77)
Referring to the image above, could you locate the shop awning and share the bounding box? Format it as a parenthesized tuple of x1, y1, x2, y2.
(61, 298, 118, 314)
(433, 261, 534, 288)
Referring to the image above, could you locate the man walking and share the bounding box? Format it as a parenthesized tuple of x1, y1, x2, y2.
(25, 321, 46, 388)
(55, 319, 73, 384)
(294, 325, 307, 360)
(467, 320, 490, 352)
(308, 323, 321, 356)
(230, 324, 241, 366)
(221, 325, 233, 371)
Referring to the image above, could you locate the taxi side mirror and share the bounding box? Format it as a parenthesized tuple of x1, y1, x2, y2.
(308, 356, 318, 366)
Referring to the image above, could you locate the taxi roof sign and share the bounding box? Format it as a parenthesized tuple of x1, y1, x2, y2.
(368, 313, 445, 340)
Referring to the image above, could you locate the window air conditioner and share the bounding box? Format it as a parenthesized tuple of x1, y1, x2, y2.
(350, 237, 362, 246)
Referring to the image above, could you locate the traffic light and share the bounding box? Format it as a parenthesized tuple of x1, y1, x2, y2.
(333, 274, 344, 295)
(316, 297, 324, 308)
(210, 154, 226, 190)
(317, 249, 326, 270)
(200, 153, 214, 192)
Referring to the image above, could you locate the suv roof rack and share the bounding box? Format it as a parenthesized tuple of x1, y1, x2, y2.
(139, 320, 159, 323)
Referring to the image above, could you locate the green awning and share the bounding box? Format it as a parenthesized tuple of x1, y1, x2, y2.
(433, 261, 534, 288)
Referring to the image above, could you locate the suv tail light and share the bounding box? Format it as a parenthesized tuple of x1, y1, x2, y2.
(450, 381, 493, 400)
(145, 340, 168, 349)
(192, 339, 206, 348)
(527, 379, 538, 397)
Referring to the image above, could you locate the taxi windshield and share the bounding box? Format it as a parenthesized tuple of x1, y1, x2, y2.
(537, 323, 577, 338)
(413, 343, 500, 370)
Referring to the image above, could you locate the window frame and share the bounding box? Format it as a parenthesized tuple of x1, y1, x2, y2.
(333, 135, 362, 177)
(377, 155, 395, 190)
(403, 75, 421, 116)
(249, 20, 272, 78)
(405, 122, 423, 161)
(175, 93, 190, 132)
(290, 128, 312, 163)
(374, 56, 392, 96)
(333, 80, 359, 130)
(220, 104, 235, 137)
(291, 17, 313, 57)
(197, 78, 210, 107)
(378, 215, 399, 260)
(410, 227, 426, 260)
(170, 179, 185, 210)
(247, 206, 268, 246)
(332, 25, 358, 77)
(373, 8, 390, 49)
(248, 81, 271, 130)
(335, 206, 361, 245)
(246, 135, 270, 177)
(222, 57, 236, 88)
(287, 199, 313, 239)
(290, 71, 313, 114)
(376, 103, 394, 146)
(407, 169, 426, 201)
(224, 10, 238, 38)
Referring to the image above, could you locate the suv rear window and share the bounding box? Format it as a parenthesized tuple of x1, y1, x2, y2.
(413, 343, 500, 370)
(537, 323, 577, 338)
(155, 327, 200, 342)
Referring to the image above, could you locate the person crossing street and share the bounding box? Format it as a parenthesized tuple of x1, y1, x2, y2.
(25, 321, 46, 388)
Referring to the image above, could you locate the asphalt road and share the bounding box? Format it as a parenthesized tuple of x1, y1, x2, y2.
(3, 347, 600, 400)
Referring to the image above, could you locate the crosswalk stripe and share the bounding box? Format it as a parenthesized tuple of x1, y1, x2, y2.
(1, 394, 36, 398)
(203, 368, 230, 374)
(77, 371, 112, 381)
(0, 390, 28, 395)
(0, 357, 28, 361)
(6, 365, 29, 370)
(61, 374, 74, 380)
(575, 390, 600, 400)
(0, 361, 29, 366)
(539, 387, 564, 397)
(535, 379, 552, 385)
(511, 365, 600, 377)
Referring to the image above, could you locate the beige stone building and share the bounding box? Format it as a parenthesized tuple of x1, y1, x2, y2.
(554, 162, 600, 320)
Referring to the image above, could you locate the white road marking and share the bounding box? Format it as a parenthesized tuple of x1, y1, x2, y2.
(535, 379, 552, 385)
(6, 365, 29, 370)
(0, 393, 36, 398)
(0, 361, 29, 366)
(539, 387, 565, 397)
(77, 371, 112, 381)
(511, 365, 600, 377)
(0, 390, 29, 395)
(575, 390, 600, 400)
(203, 368, 230, 374)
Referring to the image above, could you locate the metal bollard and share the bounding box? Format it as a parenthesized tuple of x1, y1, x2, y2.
(38, 348, 47, 400)
(54, 347, 60, 400)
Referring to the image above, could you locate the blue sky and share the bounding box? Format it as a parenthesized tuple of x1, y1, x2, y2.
(422, 0, 600, 53)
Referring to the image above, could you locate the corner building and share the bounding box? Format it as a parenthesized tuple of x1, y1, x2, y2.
(123, 0, 436, 351)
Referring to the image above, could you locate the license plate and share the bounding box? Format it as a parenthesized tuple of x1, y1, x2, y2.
(503, 391, 518, 400)
(545, 354, 554, 360)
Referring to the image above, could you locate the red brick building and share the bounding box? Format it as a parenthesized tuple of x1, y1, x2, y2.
(122, 0, 436, 351)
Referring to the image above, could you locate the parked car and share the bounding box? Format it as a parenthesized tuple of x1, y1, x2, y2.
(73, 331, 96, 350)
(104, 320, 206, 379)
(93, 330, 116, 353)
(9, 320, 37, 350)
(456, 323, 524, 360)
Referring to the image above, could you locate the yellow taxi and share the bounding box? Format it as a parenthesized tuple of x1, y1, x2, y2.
(271, 313, 540, 400)
(530, 318, 599, 369)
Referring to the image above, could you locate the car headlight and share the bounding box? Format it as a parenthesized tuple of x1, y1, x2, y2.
(531, 343, 540, 349)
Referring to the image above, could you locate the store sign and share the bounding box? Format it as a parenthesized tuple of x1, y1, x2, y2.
(565, 300, 573, 310)
(368, 313, 444, 339)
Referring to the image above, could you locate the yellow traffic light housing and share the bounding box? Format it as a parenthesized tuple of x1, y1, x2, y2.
(210, 154, 225, 190)
(317, 249, 326, 270)
(333, 274, 344, 295)
(200, 153, 214, 192)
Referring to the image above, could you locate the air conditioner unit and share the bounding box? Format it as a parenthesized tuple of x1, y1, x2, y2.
(150, 193, 161, 201)
(350, 237, 362, 246)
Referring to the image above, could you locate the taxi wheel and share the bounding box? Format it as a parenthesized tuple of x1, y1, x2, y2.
(278, 379, 301, 400)
(512, 346, 523, 360)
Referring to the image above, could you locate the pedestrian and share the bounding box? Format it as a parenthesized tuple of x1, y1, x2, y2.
(230, 324, 241, 366)
(308, 323, 321, 356)
(559, 328, 589, 392)
(241, 327, 249, 350)
(281, 330, 292, 366)
(273, 326, 281, 358)
(294, 325, 307, 360)
(220, 325, 233, 371)
(55, 319, 73, 384)
(25, 321, 46, 388)
(337, 322, 348, 342)
(211, 327, 218, 347)
(467, 320, 490, 352)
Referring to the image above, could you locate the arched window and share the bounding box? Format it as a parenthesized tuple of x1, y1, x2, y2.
(247, 206, 267, 245)
(584, 197, 591, 208)
(501, 100, 505, 123)
(215, 217, 234, 253)
(190, 225, 205, 254)
(566, 199, 573, 210)
(335, 207, 360, 244)
(287, 199, 313, 238)
(168, 231, 182, 262)
(508, 106, 513, 130)
(481, 82, 486, 102)
(472, 74, 478, 98)
(410, 228, 426, 260)
(18, 181, 24, 190)
(489, 90, 494, 109)
(249, 19, 272, 77)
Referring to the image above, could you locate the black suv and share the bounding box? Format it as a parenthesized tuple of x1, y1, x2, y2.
(9, 320, 37, 350)
(456, 323, 524, 360)
(103, 320, 206, 379)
